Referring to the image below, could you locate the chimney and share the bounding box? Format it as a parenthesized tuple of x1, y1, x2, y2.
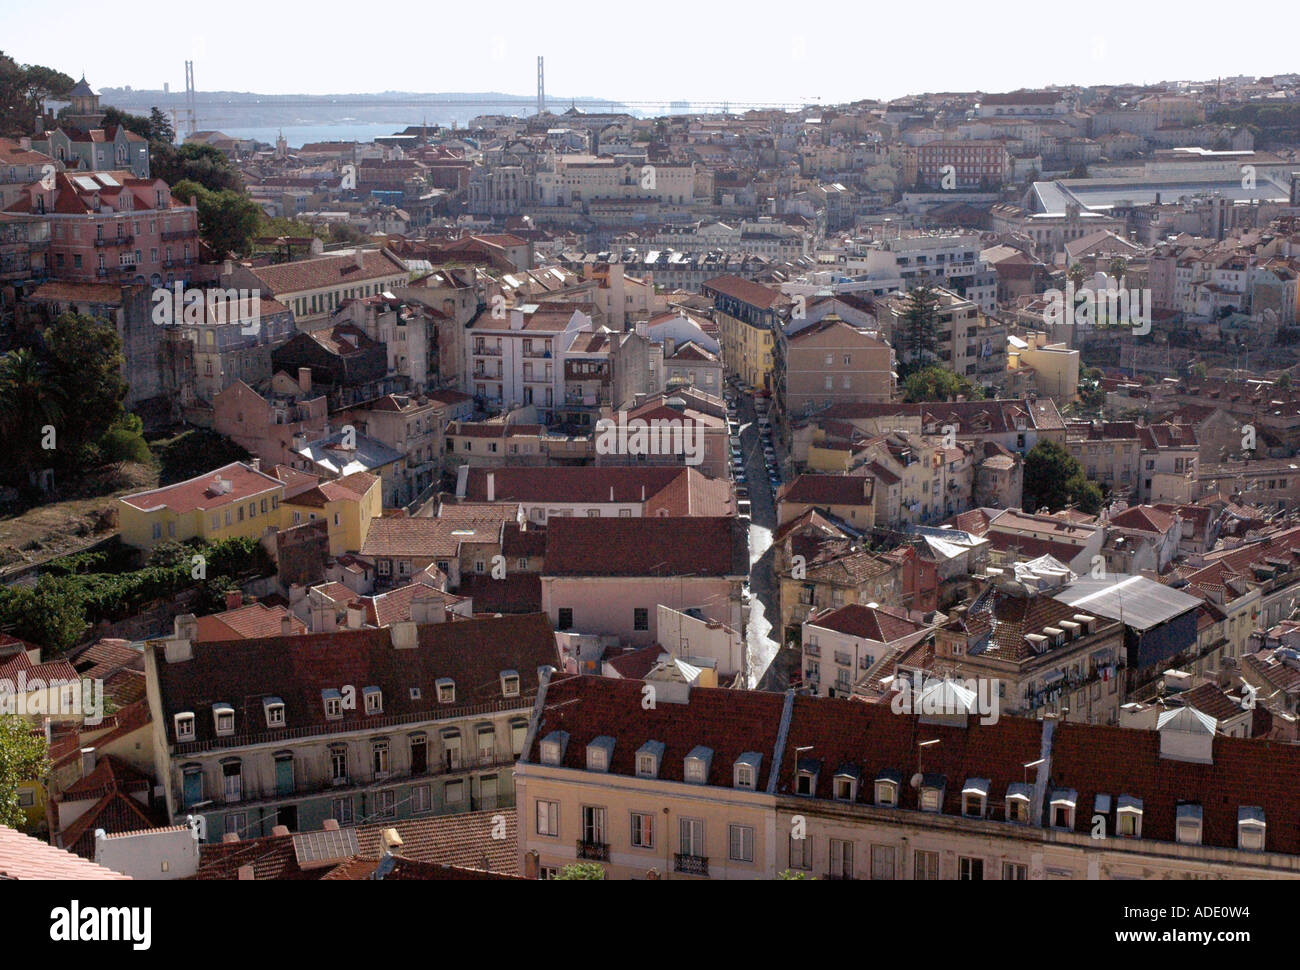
(486, 472, 495, 503)
(80, 747, 96, 778)
(523, 850, 540, 880)
(225, 591, 243, 611)
(223, 833, 241, 844)
(249, 458, 261, 472)
(298, 367, 312, 394)
(271, 825, 290, 837)
(347, 604, 364, 629)
(237, 864, 254, 879)
(354, 249, 365, 271)
(281, 615, 293, 636)
(322, 818, 340, 831)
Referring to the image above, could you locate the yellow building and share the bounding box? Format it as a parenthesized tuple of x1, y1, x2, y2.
(703, 275, 791, 393)
(118, 461, 286, 552)
(279, 471, 382, 557)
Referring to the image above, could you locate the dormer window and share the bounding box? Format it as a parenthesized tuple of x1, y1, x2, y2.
(263, 697, 285, 729)
(962, 778, 990, 818)
(875, 771, 900, 807)
(322, 688, 343, 720)
(212, 703, 234, 737)
(363, 686, 383, 715)
(540, 730, 568, 766)
(734, 752, 762, 790)
(684, 745, 713, 785)
(174, 712, 195, 741)
(1238, 807, 1265, 851)
(586, 736, 615, 772)
(919, 776, 945, 813)
(1176, 804, 1203, 845)
(636, 741, 664, 779)
(500, 670, 520, 697)
(833, 765, 860, 802)
(1005, 783, 1032, 823)
(1050, 789, 1078, 830)
(436, 678, 455, 704)
(1116, 795, 1143, 838)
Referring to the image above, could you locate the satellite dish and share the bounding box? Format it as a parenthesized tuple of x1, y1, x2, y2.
(909, 772, 923, 789)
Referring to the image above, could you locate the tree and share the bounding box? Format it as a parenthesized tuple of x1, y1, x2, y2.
(902, 365, 983, 403)
(174, 179, 262, 258)
(1067, 263, 1087, 292)
(0, 716, 51, 830)
(898, 284, 940, 373)
(43, 312, 129, 466)
(0, 52, 73, 137)
(0, 347, 64, 478)
(1022, 440, 1102, 515)
(554, 863, 606, 880)
(149, 107, 176, 145)
(0, 577, 87, 654)
(155, 143, 243, 194)
(1276, 373, 1292, 391)
(101, 106, 153, 140)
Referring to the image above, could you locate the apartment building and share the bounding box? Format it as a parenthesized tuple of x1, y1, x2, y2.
(802, 603, 933, 698)
(234, 249, 409, 331)
(776, 316, 895, 423)
(213, 376, 329, 471)
(145, 612, 559, 841)
(879, 287, 1006, 390)
(117, 461, 286, 551)
(518, 672, 1300, 879)
(906, 141, 1012, 190)
(1065, 421, 1142, 500)
(702, 275, 792, 392)
(4, 170, 199, 286)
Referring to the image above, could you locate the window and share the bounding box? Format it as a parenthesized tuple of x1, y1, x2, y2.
(511, 720, 528, 756)
(735, 764, 755, 789)
(829, 839, 854, 879)
(477, 725, 495, 764)
(790, 835, 812, 870)
(500, 671, 520, 697)
(729, 824, 755, 863)
(875, 778, 898, 807)
(181, 765, 202, 808)
(323, 689, 343, 720)
(1002, 862, 1028, 880)
(679, 817, 704, 857)
(221, 760, 242, 803)
(213, 703, 234, 737)
(834, 774, 858, 802)
(631, 812, 655, 849)
(411, 784, 431, 814)
(174, 712, 195, 741)
(913, 849, 939, 880)
(582, 805, 607, 844)
(375, 789, 396, 819)
(1176, 805, 1202, 846)
(536, 799, 560, 836)
(958, 856, 984, 880)
(224, 812, 247, 839)
(1116, 795, 1143, 838)
(436, 678, 455, 704)
(870, 844, 895, 880)
(410, 734, 428, 774)
(445, 779, 464, 805)
(1238, 808, 1265, 851)
(557, 608, 573, 631)
(1050, 791, 1077, 830)
(920, 787, 942, 812)
(363, 687, 383, 715)
(633, 607, 649, 631)
(329, 745, 348, 784)
(372, 740, 390, 778)
(443, 730, 463, 770)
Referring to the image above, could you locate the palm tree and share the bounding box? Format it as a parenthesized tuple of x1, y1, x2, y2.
(0, 348, 64, 469)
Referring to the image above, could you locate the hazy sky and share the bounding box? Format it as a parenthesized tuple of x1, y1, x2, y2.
(3, 0, 1291, 106)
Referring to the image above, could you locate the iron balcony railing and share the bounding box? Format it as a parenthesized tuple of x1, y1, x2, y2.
(576, 839, 610, 861)
(674, 853, 708, 876)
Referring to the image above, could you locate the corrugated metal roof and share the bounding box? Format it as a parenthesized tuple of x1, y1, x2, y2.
(1051, 576, 1200, 631)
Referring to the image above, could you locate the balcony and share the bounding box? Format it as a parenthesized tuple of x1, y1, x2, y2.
(674, 853, 709, 876)
(577, 839, 610, 861)
(161, 229, 198, 241)
(473, 346, 503, 356)
(94, 235, 134, 248)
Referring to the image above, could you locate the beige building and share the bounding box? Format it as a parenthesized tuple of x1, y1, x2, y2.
(776, 315, 895, 423)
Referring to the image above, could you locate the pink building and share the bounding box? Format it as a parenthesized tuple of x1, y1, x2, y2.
(4, 169, 199, 286)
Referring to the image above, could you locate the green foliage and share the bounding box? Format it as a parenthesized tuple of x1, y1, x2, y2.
(150, 428, 251, 486)
(1022, 440, 1102, 516)
(554, 863, 606, 880)
(902, 365, 983, 403)
(0, 52, 73, 137)
(99, 412, 152, 466)
(42, 538, 136, 577)
(173, 178, 263, 258)
(0, 312, 138, 487)
(100, 106, 153, 140)
(153, 143, 243, 194)
(777, 869, 815, 880)
(0, 716, 51, 830)
(898, 285, 940, 370)
(0, 537, 271, 653)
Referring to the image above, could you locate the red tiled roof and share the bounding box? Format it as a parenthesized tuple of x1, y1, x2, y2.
(779, 473, 873, 507)
(120, 462, 281, 514)
(543, 516, 747, 577)
(154, 613, 559, 746)
(0, 824, 129, 879)
(195, 602, 308, 641)
(248, 249, 407, 295)
(808, 603, 930, 644)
